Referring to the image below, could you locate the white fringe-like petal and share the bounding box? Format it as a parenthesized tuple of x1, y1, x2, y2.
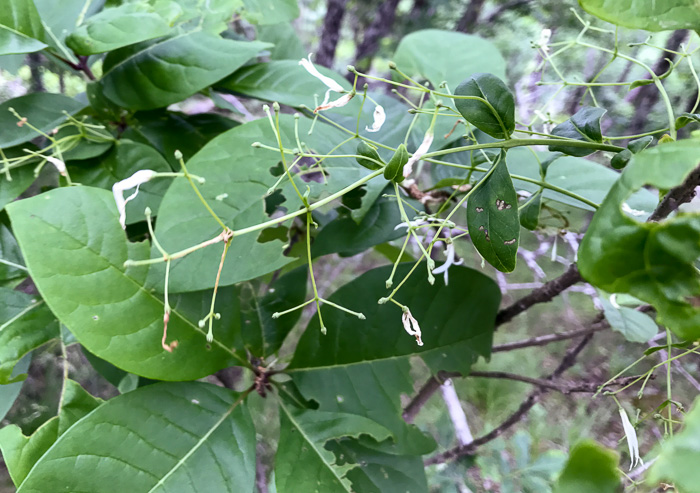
(403, 132, 434, 178)
(365, 105, 386, 132)
(112, 170, 157, 229)
(315, 93, 354, 113)
(619, 407, 643, 470)
(45, 156, 67, 176)
(401, 308, 424, 346)
(432, 243, 464, 285)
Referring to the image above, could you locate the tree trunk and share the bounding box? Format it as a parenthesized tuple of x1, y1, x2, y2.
(456, 0, 486, 33)
(485, 0, 532, 23)
(27, 52, 45, 93)
(627, 30, 689, 135)
(316, 0, 348, 68)
(352, 0, 401, 75)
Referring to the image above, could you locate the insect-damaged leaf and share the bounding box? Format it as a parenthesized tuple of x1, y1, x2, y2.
(548, 107, 606, 157)
(467, 152, 520, 272)
(454, 73, 515, 139)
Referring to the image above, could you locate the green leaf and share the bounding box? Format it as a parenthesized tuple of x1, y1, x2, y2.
(275, 403, 393, 493)
(648, 395, 700, 491)
(57, 379, 103, 435)
(355, 141, 385, 171)
(16, 382, 256, 492)
(66, 2, 179, 55)
(383, 144, 409, 182)
(519, 190, 543, 231)
(554, 441, 620, 493)
(0, 0, 47, 55)
(327, 438, 428, 493)
(392, 29, 506, 91)
(600, 299, 658, 343)
(0, 222, 26, 282)
(100, 32, 271, 110)
(579, 0, 700, 31)
(151, 115, 381, 293)
(288, 263, 499, 453)
(628, 136, 653, 154)
(312, 188, 410, 258)
(240, 266, 308, 358)
(124, 110, 238, 167)
(217, 60, 352, 110)
(68, 140, 172, 226)
(256, 22, 304, 60)
(242, 0, 299, 25)
(467, 153, 520, 272)
(454, 73, 515, 139)
(0, 289, 58, 384)
(0, 93, 86, 148)
(549, 107, 606, 157)
(0, 353, 31, 421)
(7, 187, 247, 380)
(676, 112, 700, 130)
(0, 418, 59, 487)
(611, 149, 632, 170)
(578, 140, 700, 339)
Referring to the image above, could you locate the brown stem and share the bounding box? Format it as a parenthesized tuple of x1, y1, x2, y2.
(647, 164, 700, 222)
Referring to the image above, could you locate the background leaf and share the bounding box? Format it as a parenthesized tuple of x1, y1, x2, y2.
(579, 0, 700, 31)
(600, 299, 658, 343)
(554, 441, 620, 493)
(548, 107, 606, 157)
(100, 32, 271, 110)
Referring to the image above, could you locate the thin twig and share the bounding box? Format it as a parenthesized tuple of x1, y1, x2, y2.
(647, 164, 700, 221)
(425, 335, 593, 465)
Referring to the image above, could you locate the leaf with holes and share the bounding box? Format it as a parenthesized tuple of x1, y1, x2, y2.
(14, 382, 256, 493)
(7, 187, 247, 380)
(467, 153, 520, 272)
(275, 403, 393, 493)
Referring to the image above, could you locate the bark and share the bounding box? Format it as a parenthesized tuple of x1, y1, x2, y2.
(316, 0, 349, 68)
(627, 30, 689, 135)
(485, 0, 532, 23)
(352, 0, 400, 73)
(27, 52, 45, 93)
(456, 0, 485, 33)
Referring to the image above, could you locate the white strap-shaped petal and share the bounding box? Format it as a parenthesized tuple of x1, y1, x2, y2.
(112, 169, 157, 229)
(403, 131, 434, 178)
(619, 407, 643, 470)
(315, 93, 354, 113)
(365, 105, 386, 132)
(401, 308, 424, 346)
(432, 242, 464, 285)
(45, 156, 67, 176)
(299, 54, 345, 93)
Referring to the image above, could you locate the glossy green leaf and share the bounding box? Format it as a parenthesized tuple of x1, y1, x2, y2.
(467, 153, 520, 272)
(217, 60, 352, 110)
(383, 144, 409, 182)
(275, 404, 393, 493)
(0, 0, 47, 55)
(16, 382, 256, 493)
(242, 0, 299, 25)
(392, 29, 506, 91)
(549, 107, 606, 157)
(676, 112, 700, 130)
(0, 353, 31, 421)
(600, 299, 657, 343)
(57, 379, 103, 435)
(355, 141, 384, 171)
(0, 93, 86, 148)
(611, 149, 632, 170)
(240, 266, 308, 358)
(0, 223, 26, 282)
(578, 140, 700, 339)
(648, 396, 700, 491)
(7, 187, 247, 380)
(288, 263, 499, 453)
(68, 140, 172, 225)
(0, 289, 57, 384)
(33, 0, 103, 46)
(100, 32, 271, 110)
(454, 73, 515, 139)
(579, 0, 700, 31)
(312, 188, 411, 258)
(554, 441, 620, 493)
(256, 22, 304, 60)
(66, 2, 179, 55)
